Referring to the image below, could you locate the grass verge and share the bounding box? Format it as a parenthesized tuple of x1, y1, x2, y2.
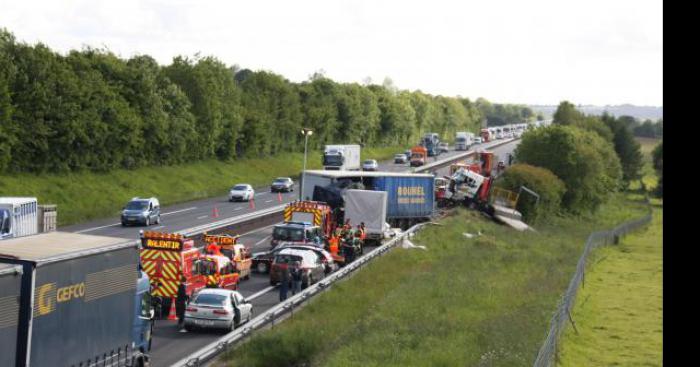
(1, 146, 404, 226)
(558, 205, 662, 366)
(219, 194, 649, 367)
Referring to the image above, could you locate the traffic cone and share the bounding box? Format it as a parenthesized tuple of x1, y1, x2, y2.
(212, 206, 219, 218)
(168, 298, 177, 321)
(249, 198, 255, 210)
(277, 192, 283, 203)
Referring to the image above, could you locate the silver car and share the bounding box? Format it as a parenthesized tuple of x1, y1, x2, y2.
(184, 289, 253, 332)
(362, 159, 378, 171)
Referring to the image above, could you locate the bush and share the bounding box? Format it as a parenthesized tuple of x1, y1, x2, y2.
(494, 164, 566, 223)
(515, 125, 622, 213)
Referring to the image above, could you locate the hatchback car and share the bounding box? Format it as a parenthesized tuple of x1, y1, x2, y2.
(269, 248, 326, 288)
(362, 159, 378, 171)
(394, 153, 408, 164)
(121, 197, 160, 226)
(253, 244, 336, 274)
(271, 177, 294, 192)
(229, 184, 254, 202)
(438, 142, 449, 153)
(183, 289, 253, 332)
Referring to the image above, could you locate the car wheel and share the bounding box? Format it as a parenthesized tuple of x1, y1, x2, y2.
(155, 215, 161, 225)
(256, 262, 268, 273)
(121, 222, 127, 227)
(145, 217, 150, 226)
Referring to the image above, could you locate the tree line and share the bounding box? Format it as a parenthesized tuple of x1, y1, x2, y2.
(0, 29, 535, 174)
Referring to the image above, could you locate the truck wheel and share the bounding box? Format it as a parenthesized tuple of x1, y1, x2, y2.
(257, 262, 268, 273)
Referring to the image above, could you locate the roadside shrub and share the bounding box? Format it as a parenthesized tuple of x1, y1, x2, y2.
(514, 125, 622, 213)
(494, 164, 566, 223)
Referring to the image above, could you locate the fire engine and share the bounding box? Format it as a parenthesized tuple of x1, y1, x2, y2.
(203, 233, 252, 280)
(140, 231, 207, 318)
(192, 254, 240, 290)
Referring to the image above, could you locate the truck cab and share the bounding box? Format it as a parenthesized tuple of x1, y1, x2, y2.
(410, 146, 428, 166)
(270, 222, 323, 249)
(323, 145, 361, 171)
(133, 270, 154, 356)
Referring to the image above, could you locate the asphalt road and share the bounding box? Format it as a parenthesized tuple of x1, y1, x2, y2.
(145, 138, 522, 367)
(61, 139, 514, 239)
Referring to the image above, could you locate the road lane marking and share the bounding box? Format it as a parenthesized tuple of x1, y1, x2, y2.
(161, 207, 197, 216)
(152, 225, 165, 229)
(265, 200, 273, 203)
(247, 286, 276, 301)
(75, 223, 120, 233)
(253, 235, 271, 247)
(234, 207, 244, 211)
(197, 215, 208, 220)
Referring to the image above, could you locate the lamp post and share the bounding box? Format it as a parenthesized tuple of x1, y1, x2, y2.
(300, 128, 313, 200)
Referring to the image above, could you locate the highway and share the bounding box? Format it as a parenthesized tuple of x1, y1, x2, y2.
(142, 139, 521, 367)
(60, 141, 514, 239)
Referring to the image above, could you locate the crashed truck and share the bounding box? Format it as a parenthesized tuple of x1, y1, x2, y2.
(301, 170, 435, 231)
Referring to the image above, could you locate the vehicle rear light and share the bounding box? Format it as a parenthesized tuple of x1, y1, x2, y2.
(186, 307, 198, 312)
(213, 309, 229, 315)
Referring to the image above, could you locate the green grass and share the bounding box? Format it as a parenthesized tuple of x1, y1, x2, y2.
(558, 205, 662, 366)
(219, 194, 649, 367)
(0, 146, 404, 226)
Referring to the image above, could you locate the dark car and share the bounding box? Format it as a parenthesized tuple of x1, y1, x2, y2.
(269, 248, 326, 288)
(270, 177, 294, 192)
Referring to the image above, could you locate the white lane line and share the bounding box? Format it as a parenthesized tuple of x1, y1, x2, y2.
(75, 223, 120, 233)
(247, 286, 276, 301)
(161, 207, 197, 216)
(265, 200, 273, 203)
(196, 215, 208, 220)
(252, 235, 271, 247)
(255, 192, 267, 197)
(152, 225, 165, 229)
(234, 207, 244, 211)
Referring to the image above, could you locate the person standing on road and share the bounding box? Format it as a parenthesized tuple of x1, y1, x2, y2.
(291, 261, 303, 295)
(279, 264, 290, 302)
(176, 276, 189, 332)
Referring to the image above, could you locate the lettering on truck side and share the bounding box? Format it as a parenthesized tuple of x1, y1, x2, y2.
(144, 239, 182, 251)
(396, 186, 426, 204)
(35, 281, 86, 316)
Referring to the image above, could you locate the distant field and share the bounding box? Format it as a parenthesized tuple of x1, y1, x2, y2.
(220, 194, 649, 367)
(0, 145, 403, 226)
(629, 137, 661, 193)
(558, 206, 662, 366)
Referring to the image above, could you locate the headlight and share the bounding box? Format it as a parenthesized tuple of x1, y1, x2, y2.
(142, 212, 149, 217)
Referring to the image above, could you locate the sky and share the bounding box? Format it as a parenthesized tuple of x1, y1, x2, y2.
(0, 0, 662, 106)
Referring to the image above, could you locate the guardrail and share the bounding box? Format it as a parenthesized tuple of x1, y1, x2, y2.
(171, 222, 431, 367)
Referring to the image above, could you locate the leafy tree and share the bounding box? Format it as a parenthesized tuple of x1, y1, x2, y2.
(603, 115, 643, 182)
(552, 101, 584, 125)
(652, 141, 663, 197)
(494, 164, 566, 223)
(515, 125, 622, 213)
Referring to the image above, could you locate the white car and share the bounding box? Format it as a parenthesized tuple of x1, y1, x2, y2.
(229, 184, 254, 202)
(474, 137, 482, 144)
(362, 159, 378, 171)
(184, 289, 253, 331)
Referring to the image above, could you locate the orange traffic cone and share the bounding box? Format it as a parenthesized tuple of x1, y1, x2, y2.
(212, 206, 219, 218)
(168, 298, 178, 321)
(277, 192, 283, 203)
(249, 198, 255, 210)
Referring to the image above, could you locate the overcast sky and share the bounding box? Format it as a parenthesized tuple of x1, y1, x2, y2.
(0, 0, 662, 106)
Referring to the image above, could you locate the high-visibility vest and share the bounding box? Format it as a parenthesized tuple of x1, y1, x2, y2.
(329, 236, 339, 255)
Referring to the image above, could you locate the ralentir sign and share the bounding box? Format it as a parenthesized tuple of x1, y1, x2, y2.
(397, 186, 426, 204)
(143, 239, 182, 251)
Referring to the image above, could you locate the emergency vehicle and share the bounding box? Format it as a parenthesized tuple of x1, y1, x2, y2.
(283, 200, 335, 237)
(192, 254, 240, 290)
(140, 231, 207, 318)
(203, 233, 252, 280)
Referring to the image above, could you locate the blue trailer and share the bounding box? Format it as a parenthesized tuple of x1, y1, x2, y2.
(303, 170, 435, 229)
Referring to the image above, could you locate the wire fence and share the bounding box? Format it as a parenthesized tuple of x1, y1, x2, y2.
(532, 199, 653, 367)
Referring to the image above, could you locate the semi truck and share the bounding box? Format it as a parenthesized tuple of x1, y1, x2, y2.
(455, 132, 474, 151)
(421, 133, 440, 157)
(323, 145, 361, 171)
(0, 231, 152, 367)
(303, 170, 435, 229)
(0, 197, 57, 240)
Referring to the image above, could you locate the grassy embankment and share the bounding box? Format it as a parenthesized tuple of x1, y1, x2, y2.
(556, 136, 663, 366)
(219, 194, 649, 367)
(0, 146, 403, 226)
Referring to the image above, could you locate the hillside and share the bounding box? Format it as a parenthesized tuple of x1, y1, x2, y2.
(530, 104, 663, 121)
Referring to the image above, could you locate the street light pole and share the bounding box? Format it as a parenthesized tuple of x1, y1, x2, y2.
(300, 128, 313, 200)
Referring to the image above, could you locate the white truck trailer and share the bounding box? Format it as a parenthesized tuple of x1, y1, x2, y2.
(455, 132, 473, 151)
(323, 144, 361, 171)
(0, 197, 57, 240)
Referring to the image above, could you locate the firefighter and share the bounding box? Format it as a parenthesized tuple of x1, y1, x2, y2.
(328, 234, 339, 256)
(205, 259, 219, 288)
(176, 276, 189, 332)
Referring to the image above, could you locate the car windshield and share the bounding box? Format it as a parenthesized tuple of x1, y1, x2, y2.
(395, 154, 404, 158)
(411, 153, 423, 158)
(364, 160, 375, 165)
(125, 201, 148, 210)
(323, 155, 343, 166)
(273, 227, 305, 241)
(193, 293, 228, 306)
(232, 185, 248, 191)
(274, 178, 288, 183)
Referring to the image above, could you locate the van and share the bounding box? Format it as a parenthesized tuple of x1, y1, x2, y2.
(121, 197, 161, 226)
